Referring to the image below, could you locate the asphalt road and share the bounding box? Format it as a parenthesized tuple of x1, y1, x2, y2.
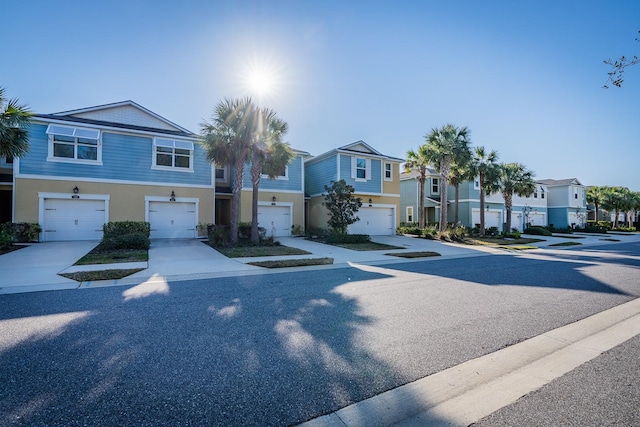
(1, 241, 639, 426)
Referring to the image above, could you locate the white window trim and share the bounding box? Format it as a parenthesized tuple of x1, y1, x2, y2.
(152, 137, 194, 173)
(351, 156, 372, 182)
(215, 165, 228, 182)
(406, 206, 414, 223)
(46, 125, 102, 165)
(384, 162, 393, 181)
(431, 177, 440, 195)
(261, 165, 289, 180)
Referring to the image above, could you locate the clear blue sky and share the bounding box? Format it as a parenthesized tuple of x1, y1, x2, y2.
(3, 0, 639, 190)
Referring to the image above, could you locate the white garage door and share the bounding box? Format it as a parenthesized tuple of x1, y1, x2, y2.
(472, 209, 502, 230)
(349, 207, 394, 235)
(148, 201, 196, 239)
(258, 205, 291, 237)
(528, 212, 546, 227)
(43, 198, 106, 241)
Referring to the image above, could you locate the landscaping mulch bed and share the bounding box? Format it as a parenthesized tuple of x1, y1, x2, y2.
(75, 249, 148, 265)
(0, 245, 27, 256)
(549, 242, 583, 247)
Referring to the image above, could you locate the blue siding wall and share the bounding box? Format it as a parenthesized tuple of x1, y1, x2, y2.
(339, 155, 381, 193)
(547, 208, 567, 228)
(241, 155, 304, 191)
(305, 156, 337, 196)
(20, 124, 211, 185)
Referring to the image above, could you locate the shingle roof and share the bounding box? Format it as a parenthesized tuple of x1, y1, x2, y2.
(537, 178, 582, 186)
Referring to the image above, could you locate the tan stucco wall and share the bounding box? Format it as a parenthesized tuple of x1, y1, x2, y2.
(382, 164, 401, 195)
(239, 189, 305, 230)
(14, 178, 214, 225)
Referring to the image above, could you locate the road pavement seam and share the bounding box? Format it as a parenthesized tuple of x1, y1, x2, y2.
(299, 298, 640, 427)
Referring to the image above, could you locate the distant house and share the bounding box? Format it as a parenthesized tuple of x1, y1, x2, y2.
(305, 141, 403, 235)
(11, 101, 214, 241)
(537, 178, 587, 229)
(214, 148, 310, 237)
(399, 168, 441, 224)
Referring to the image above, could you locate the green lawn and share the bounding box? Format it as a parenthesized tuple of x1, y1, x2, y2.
(248, 257, 333, 268)
(549, 241, 583, 247)
(214, 244, 311, 258)
(552, 234, 586, 239)
(75, 249, 148, 265)
(328, 242, 404, 251)
(60, 268, 145, 282)
(385, 251, 441, 258)
(463, 237, 544, 246)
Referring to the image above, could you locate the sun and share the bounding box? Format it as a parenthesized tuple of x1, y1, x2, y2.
(247, 68, 274, 96)
(240, 59, 282, 102)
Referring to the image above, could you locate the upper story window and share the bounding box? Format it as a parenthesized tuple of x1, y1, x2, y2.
(5, 157, 13, 164)
(351, 156, 371, 181)
(46, 124, 101, 164)
(262, 165, 289, 180)
(574, 187, 579, 199)
(153, 138, 194, 172)
(541, 188, 545, 199)
(215, 165, 227, 182)
(432, 177, 440, 194)
(406, 206, 414, 223)
(384, 162, 392, 181)
(534, 189, 538, 198)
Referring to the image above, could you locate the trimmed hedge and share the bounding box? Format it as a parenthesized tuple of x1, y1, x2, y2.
(326, 233, 371, 244)
(103, 221, 150, 238)
(524, 226, 553, 236)
(0, 230, 11, 250)
(1, 222, 42, 242)
(99, 233, 150, 251)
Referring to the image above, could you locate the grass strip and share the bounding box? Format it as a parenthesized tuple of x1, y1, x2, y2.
(248, 257, 333, 268)
(216, 245, 311, 258)
(503, 245, 539, 251)
(552, 234, 586, 239)
(549, 242, 583, 247)
(60, 268, 145, 282)
(464, 237, 544, 246)
(600, 238, 621, 242)
(331, 242, 404, 251)
(385, 251, 441, 258)
(75, 249, 148, 265)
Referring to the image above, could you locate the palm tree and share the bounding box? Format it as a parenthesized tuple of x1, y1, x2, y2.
(493, 163, 536, 233)
(602, 186, 626, 228)
(0, 87, 32, 159)
(424, 124, 472, 231)
(470, 146, 499, 236)
(587, 186, 607, 223)
(404, 147, 431, 228)
(201, 97, 258, 245)
(249, 108, 291, 243)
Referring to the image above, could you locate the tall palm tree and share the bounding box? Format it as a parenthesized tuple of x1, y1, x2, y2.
(201, 97, 258, 245)
(602, 186, 625, 228)
(0, 87, 32, 159)
(249, 108, 291, 243)
(404, 146, 431, 228)
(492, 163, 536, 232)
(424, 124, 472, 231)
(470, 146, 499, 236)
(586, 186, 607, 223)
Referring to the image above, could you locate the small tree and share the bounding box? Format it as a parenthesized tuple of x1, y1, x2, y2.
(323, 179, 362, 234)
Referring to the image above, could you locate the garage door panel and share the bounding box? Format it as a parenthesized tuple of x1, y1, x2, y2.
(472, 209, 502, 230)
(349, 207, 394, 235)
(258, 206, 291, 237)
(43, 199, 106, 241)
(149, 201, 196, 239)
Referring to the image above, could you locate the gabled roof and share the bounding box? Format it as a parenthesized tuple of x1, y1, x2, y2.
(34, 100, 196, 138)
(306, 140, 404, 164)
(537, 178, 583, 187)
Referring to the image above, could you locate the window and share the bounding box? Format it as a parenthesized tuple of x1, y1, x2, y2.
(153, 138, 194, 171)
(262, 165, 288, 180)
(46, 124, 101, 164)
(474, 177, 480, 189)
(574, 187, 579, 199)
(5, 157, 13, 164)
(384, 162, 392, 180)
(534, 189, 538, 199)
(406, 206, 414, 223)
(356, 158, 366, 179)
(215, 165, 227, 182)
(432, 178, 439, 194)
(541, 188, 545, 199)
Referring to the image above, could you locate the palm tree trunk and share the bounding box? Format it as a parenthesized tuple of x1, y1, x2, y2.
(439, 159, 451, 232)
(454, 183, 460, 225)
(504, 193, 513, 232)
(479, 171, 485, 236)
(250, 153, 262, 244)
(230, 157, 245, 245)
(418, 177, 425, 228)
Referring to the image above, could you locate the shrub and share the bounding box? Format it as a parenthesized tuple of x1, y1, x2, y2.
(597, 221, 613, 230)
(103, 221, 150, 238)
(396, 226, 423, 236)
(291, 224, 304, 236)
(306, 227, 330, 237)
(1, 222, 42, 242)
(421, 226, 438, 239)
(581, 225, 609, 234)
(208, 225, 230, 247)
(524, 226, 553, 236)
(503, 228, 521, 239)
(99, 232, 150, 251)
(485, 226, 500, 237)
(612, 226, 636, 232)
(436, 225, 466, 242)
(326, 233, 371, 244)
(0, 230, 11, 250)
